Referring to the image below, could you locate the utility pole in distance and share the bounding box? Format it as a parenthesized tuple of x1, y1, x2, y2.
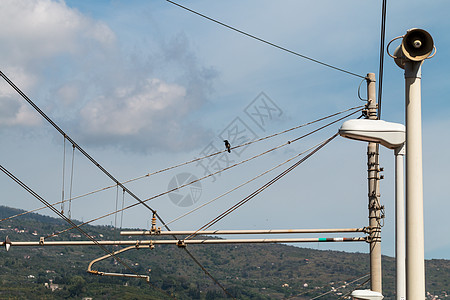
(366, 72, 382, 293)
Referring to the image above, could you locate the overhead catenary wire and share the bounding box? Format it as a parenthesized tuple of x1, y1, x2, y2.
(45, 109, 360, 239)
(377, 0, 388, 119)
(61, 137, 66, 215)
(50, 110, 361, 238)
(73, 109, 360, 219)
(0, 84, 361, 299)
(68, 145, 75, 219)
(183, 248, 236, 299)
(164, 135, 338, 227)
(338, 277, 371, 300)
(0, 0, 382, 292)
(83, 105, 362, 188)
(0, 64, 354, 300)
(166, 0, 365, 79)
(308, 273, 370, 300)
(120, 189, 125, 230)
(0, 70, 227, 298)
(0, 71, 163, 222)
(284, 273, 369, 300)
(0, 164, 174, 298)
(114, 186, 119, 228)
(184, 132, 339, 241)
(1, 57, 362, 295)
(0, 105, 362, 225)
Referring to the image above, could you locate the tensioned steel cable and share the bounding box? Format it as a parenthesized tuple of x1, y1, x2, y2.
(114, 105, 363, 186)
(114, 186, 119, 229)
(377, 0, 388, 119)
(0, 106, 362, 224)
(0, 71, 170, 230)
(0, 72, 155, 213)
(310, 273, 370, 300)
(0, 70, 228, 298)
(8, 108, 361, 300)
(61, 137, 66, 215)
(46, 110, 360, 239)
(68, 144, 75, 219)
(183, 248, 235, 299)
(184, 132, 339, 241)
(0, 70, 357, 298)
(166, 0, 365, 79)
(77, 106, 362, 188)
(164, 136, 336, 227)
(284, 273, 368, 300)
(337, 276, 371, 300)
(0, 164, 174, 298)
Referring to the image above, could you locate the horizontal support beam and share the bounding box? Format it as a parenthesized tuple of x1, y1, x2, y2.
(88, 270, 149, 282)
(103, 272, 148, 281)
(2, 237, 366, 248)
(120, 228, 367, 236)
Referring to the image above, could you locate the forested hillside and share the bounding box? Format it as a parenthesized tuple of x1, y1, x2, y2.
(0, 206, 448, 299)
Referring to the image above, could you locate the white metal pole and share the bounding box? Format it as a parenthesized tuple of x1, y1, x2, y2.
(120, 228, 366, 236)
(1, 237, 366, 247)
(404, 61, 425, 300)
(395, 144, 406, 300)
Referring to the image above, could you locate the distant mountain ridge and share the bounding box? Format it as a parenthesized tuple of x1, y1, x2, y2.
(0, 205, 66, 225)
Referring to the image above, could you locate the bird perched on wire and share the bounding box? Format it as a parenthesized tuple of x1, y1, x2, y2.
(224, 140, 231, 153)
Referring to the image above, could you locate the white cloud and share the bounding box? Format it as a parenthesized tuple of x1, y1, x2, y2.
(0, 0, 116, 128)
(0, 96, 41, 127)
(0, 68, 41, 127)
(54, 81, 82, 106)
(0, 0, 115, 63)
(0, 1, 217, 152)
(79, 77, 211, 152)
(81, 78, 186, 136)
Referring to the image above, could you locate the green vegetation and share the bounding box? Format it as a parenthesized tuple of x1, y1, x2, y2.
(0, 206, 448, 299)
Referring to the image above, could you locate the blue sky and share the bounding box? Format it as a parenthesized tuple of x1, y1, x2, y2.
(1, 0, 449, 260)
